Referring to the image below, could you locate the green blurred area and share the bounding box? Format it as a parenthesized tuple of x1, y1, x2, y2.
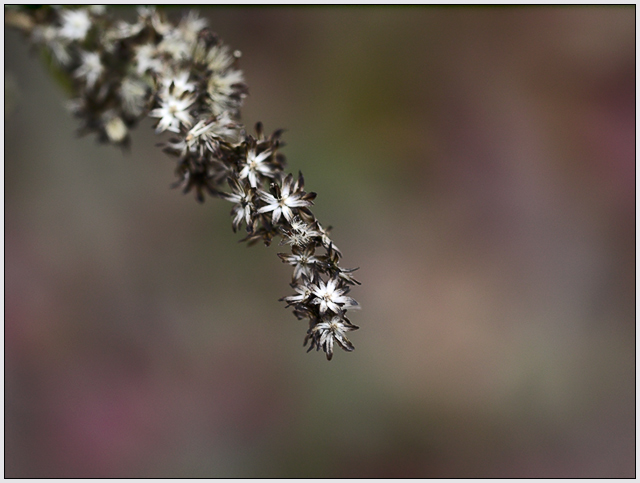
(4, 6, 635, 478)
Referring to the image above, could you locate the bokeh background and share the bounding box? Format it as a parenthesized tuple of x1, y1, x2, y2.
(5, 6, 635, 478)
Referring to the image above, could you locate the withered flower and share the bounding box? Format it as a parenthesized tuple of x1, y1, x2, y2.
(278, 245, 319, 281)
(306, 316, 358, 361)
(219, 177, 256, 232)
(10, 5, 360, 360)
(257, 173, 316, 224)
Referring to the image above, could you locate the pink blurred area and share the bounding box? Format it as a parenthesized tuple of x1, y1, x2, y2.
(4, 6, 635, 477)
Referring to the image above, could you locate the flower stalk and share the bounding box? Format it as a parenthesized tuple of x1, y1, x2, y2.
(7, 6, 361, 360)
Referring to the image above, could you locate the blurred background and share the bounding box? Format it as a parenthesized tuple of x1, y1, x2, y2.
(4, 6, 635, 478)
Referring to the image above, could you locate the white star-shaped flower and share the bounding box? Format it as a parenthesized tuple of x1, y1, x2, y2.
(74, 51, 103, 89)
(58, 9, 92, 41)
(149, 93, 195, 133)
(238, 150, 274, 189)
(278, 246, 319, 281)
(257, 176, 314, 224)
(310, 278, 359, 315)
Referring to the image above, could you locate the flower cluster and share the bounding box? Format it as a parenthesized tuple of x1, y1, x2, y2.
(8, 6, 361, 360)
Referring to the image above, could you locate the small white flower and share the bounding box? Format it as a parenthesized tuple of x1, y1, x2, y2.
(58, 9, 92, 41)
(160, 71, 196, 97)
(207, 69, 245, 115)
(178, 10, 208, 44)
(238, 149, 274, 189)
(157, 31, 192, 61)
(220, 178, 255, 232)
(149, 93, 195, 133)
(281, 216, 321, 247)
(278, 246, 319, 281)
(201, 111, 240, 142)
(282, 284, 313, 306)
(311, 278, 358, 315)
(257, 175, 314, 224)
(206, 45, 235, 72)
(312, 316, 357, 360)
(183, 114, 239, 156)
(134, 6, 171, 36)
(109, 19, 145, 41)
(134, 44, 163, 75)
(74, 51, 103, 89)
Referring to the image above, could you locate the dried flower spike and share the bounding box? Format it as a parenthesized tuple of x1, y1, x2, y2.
(6, 6, 361, 360)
